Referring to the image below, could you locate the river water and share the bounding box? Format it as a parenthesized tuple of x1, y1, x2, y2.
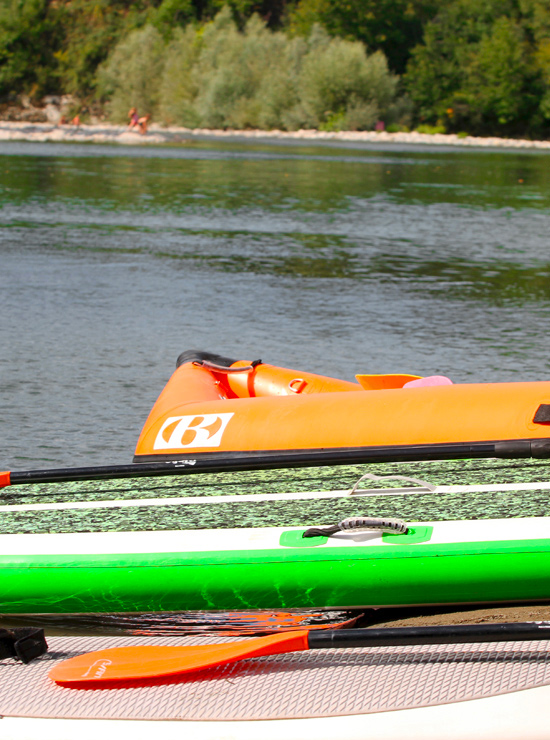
(2, 138, 550, 469)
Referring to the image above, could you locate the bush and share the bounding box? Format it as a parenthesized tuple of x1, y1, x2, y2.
(415, 123, 446, 134)
(297, 30, 397, 129)
(97, 24, 165, 122)
(193, 10, 289, 128)
(98, 9, 399, 131)
(157, 25, 201, 127)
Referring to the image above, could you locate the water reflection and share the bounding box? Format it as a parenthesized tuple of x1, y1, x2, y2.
(1, 142, 550, 213)
(0, 609, 361, 636)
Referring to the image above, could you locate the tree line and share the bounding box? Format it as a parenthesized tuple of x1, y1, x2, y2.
(1, 0, 550, 137)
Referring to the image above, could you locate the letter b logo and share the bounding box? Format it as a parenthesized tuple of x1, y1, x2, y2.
(154, 413, 234, 450)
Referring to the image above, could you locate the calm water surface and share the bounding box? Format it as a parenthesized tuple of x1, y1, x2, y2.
(2, 139, 550, 469)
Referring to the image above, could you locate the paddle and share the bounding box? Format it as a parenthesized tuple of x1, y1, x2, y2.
(50, 622, 550, 686)
(3, 438, 550, 489)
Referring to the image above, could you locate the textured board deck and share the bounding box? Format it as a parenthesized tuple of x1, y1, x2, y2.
(2, 634, 550, 721)
(2, 458, 550, 535)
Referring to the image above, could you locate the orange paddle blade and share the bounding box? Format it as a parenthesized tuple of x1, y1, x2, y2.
(49, 630, 311, 686)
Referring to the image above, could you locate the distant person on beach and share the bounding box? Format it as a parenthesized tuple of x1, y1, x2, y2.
(71, 115, 80, 126)
(128, 107, 139, 129)
(138, 114, 150, 135)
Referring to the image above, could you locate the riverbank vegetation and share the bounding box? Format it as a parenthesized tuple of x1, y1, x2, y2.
(1, 0, 550, 138)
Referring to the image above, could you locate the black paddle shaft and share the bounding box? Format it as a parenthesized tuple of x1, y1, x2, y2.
(5, 438, 550, 487)
(309, 622, 550, 649)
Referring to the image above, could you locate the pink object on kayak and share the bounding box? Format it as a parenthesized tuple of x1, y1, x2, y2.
(404, 376, 453, 388)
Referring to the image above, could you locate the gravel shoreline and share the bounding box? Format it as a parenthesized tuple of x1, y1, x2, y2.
(1, 119, 550, 150)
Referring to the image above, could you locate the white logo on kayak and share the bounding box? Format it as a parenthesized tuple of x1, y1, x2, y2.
(82, 658, 112, 679)
(154, 413, 234, 450)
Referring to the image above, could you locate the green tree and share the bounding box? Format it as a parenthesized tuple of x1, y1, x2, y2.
(288, 0, 438, 74)
(0, 0, 168, 101)
(464, 17, 535, 127)
(55, 1, 157, 97)
(405, 0, 542, 134)
(520, 0, 550, 123)
(0, 0, 62, 97)
(152, 0, 196, 38)
(209, 0, 294, 28)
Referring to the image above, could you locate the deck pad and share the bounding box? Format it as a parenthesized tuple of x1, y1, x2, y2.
(2, 458, 550, 535)
(2, 634, 550, 721)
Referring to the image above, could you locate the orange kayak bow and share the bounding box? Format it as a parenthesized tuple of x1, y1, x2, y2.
(134, 351, 550, 463)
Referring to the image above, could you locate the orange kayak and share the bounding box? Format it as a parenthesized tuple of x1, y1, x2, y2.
(134, 351, 550, 463)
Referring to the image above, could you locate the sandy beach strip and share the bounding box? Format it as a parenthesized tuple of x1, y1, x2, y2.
(1, 119, 550, 150)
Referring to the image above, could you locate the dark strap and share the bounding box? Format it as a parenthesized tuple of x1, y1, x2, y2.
(0, 628, 48, 663)
(303, 525, 341, 538)
(193, 359, 263, 374)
